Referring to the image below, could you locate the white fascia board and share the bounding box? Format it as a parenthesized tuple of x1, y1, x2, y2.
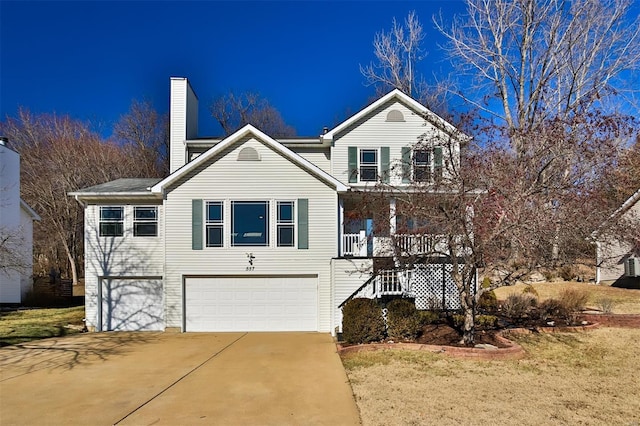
(152, 124, 349, 194)
(321, 89, 462, 142)
(20, 199, 41, 221)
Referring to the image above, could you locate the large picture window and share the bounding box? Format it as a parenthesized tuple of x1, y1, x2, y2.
(359, 149, 378, 182)
(231, 201, 269, 246)
(206, 202, 224, 247)
(133, 206, 158, 237)
(99, 206, 124, 237)
(277, 201, 295, 247)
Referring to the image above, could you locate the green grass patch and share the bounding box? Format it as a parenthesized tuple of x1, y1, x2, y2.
(0, 306, 85, 347)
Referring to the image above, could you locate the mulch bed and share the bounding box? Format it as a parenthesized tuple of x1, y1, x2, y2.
(415, 323, 510, 348)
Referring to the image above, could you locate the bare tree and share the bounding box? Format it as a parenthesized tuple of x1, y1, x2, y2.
(210, 91, 296, 137)
(360, 11, 452, 116)
(435, 0, 640, 154)
(1, 110, 156, 284)
(112, 99, 169, 177)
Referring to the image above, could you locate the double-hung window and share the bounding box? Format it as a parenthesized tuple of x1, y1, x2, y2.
(359, 149, 378, 182)
(231, 201, 269, 247)
(413, 149, 431, 182)
(277, 201, 295, 247)
(133, 206, 158, 237)
(99, 206, 124, 237)
(206, 201, 224, 247)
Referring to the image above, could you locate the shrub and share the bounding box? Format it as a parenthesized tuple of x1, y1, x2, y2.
(342, 298, 386, 344)
(559, 288, 589, 313)
(501, 293, 537, 320)
(559, 265, 576, 281)
(481, 276, 492, 289)
(595, 297, 616, 314)
(424, 296, 444, 312)
(418, 310, 441, 326)
(477, 290, 498, 313)
(451, 314, 465, 329)
(538, 298, 570, 322)
(386, 298, 421, 341)
(476, 315, 499, 329)
(522, 284, 539, 297)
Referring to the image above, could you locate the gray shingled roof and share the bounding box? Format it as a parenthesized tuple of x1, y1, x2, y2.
(71, 178, 162, 194)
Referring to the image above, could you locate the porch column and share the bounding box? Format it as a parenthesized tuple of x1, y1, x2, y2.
(338, 197, 344, 256)
(389, 197, 397, 236)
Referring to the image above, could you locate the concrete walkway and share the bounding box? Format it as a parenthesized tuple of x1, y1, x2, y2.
(0, 332, 361, 425)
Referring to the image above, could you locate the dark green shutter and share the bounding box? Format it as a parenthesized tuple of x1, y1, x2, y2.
(348, 146, 357, 183)
(434, 146, 443, 181)
(192, 199, 203, 250)
(401, 147, 411, 183)
(298, 198, 309, 249)
(381, 146, 390, 183)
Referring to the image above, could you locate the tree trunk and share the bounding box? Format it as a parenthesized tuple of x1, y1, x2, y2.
(462, 307, 475, 345)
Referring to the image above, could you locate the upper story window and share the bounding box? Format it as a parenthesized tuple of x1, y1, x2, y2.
(133, 207, 158, 237)
(206, 202, 224, 247)
(277, 201, 295, 247)
(231, 201, 269, 247)
(359, 149, 378, 182)
(99, 207, 124, 237)
(413, 149, 431, 182)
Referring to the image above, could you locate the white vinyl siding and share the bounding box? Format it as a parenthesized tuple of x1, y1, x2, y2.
(163, 136, 338, 332)
(331, 100, 460, 187)
(100, 278, 164, 331)
(83, 203, 165, 331)
(331, 258, 373, 332)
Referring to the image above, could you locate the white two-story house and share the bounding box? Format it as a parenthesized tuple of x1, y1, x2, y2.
(70, 77, 464, 333)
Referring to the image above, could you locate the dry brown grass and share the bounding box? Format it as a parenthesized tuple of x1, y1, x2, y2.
(342, 328, 640, 426)
(493, 281, 640, 314)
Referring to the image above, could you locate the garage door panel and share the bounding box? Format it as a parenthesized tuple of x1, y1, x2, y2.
(185, 276, 318, 332)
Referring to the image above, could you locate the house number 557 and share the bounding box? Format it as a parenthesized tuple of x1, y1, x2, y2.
(246, 253, 255, 271)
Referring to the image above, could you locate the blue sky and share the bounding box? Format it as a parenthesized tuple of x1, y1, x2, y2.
(0, 1, 466, 137)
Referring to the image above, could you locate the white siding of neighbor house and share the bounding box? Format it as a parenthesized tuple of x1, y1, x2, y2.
(331, 100, 460, 186)
(163, 135, 339, 332)
(598, 200, 640, 282)
(170, 78, 199, 174)
(84, 203, 165, 330)
(332, 258, 373, 332)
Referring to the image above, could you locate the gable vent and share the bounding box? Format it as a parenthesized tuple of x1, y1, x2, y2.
(237, 147, 261, 161)
(386, 110, 405, 122)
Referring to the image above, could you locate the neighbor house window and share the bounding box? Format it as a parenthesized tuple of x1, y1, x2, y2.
(231, 201, 269, 246)
(359, 149, 378, 182)
(206, 201, 224, 247)
(277, 201, 295, 247)
(133, 206, 158, 237)
(99, 206, 124, 237)
(413, 149, 431, 182)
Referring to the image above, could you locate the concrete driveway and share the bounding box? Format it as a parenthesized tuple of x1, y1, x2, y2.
(0, 332, 361, 425)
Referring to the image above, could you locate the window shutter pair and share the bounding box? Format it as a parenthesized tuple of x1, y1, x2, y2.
(348, 146, 390, 183)
(191, 198, 309, 250)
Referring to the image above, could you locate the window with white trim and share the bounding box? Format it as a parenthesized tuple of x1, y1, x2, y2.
(277, 201, 295, 247)
(413, 149, 431, 182)
(133, 206, 158, 237)
(99, 206, 124, 237)
(359, 149, 378, 182)
(206, 201, 224, 247)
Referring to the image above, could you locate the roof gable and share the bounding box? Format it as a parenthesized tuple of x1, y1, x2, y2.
(321, 89, 461, 142)
(152, 125, 348, 193)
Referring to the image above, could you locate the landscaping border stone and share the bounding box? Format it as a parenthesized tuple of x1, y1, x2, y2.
(579, 313, 640, 328)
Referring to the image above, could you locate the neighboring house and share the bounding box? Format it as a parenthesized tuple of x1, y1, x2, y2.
(70, 77, 464, 333)
(0, 137, 41, 304)
(595, 189, 640, 285)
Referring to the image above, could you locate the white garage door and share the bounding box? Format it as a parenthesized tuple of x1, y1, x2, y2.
(184, 276, 318, 332)
(101, 278, 164, 331)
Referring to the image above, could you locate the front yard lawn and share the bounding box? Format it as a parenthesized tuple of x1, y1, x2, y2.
(342, 327, 640, 425)
(0, 306, 85, 347)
